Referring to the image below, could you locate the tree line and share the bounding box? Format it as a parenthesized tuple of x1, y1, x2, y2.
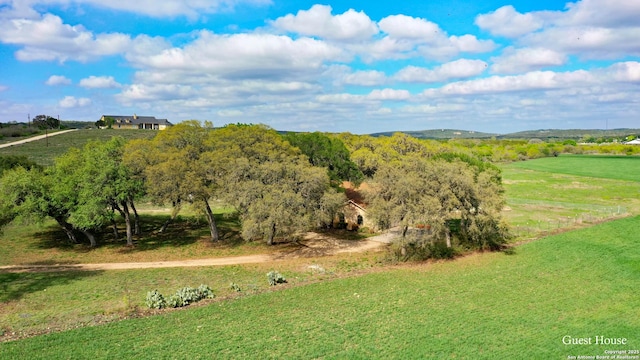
(1, 123, 511, 257)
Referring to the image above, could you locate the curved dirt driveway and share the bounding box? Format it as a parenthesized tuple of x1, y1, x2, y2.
(0, 233, 395, 273)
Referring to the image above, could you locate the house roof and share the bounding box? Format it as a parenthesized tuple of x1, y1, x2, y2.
(101, 115, 172, 126)
(342, 181, 369, 208)
(625, 138, 640, 145)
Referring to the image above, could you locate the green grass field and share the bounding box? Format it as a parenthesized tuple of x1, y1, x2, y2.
(508, 155, 640, 182)
(0, 129, 156, 166)
(1, 152, 639, 358)
(1, 216, 638, 359)
(501, 156, 640, 239)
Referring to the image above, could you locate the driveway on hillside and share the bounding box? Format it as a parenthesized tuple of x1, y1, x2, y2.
(0, 129, 78, 149)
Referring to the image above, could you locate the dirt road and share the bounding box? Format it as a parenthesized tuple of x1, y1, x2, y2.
(0, 232, 395, 273)
(0, 129, 78, 149)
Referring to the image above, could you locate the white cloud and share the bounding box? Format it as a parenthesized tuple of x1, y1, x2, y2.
(0, 13, 131, 62)
(128, 31, 344, 80)
(449, 35, 495, 53)
(270, 4, 378, 41)
(59, 96, 91, 108)
(117, 84, 196, 102)
(378, 15, 441, 40)
(491, 48, 567, 74)
(476, 1, 640, 60)
(599, 61, 640, 82)
(342, 70, 387, 86)
(428, 70, 594, 96)
(0, 85, 7, 92)
(367, 88, 411, 101)
(561, 0, 640, 28)
(365, 14, 495, 61)
(523, 26, 640, 59)
(475, 5, 544, 38)
(395, 59, 487, 83)
(401, 103, 466, 114)
(45, 75, 71, 86)
(422, 61, 640, 98)
(79, 75, 121, 88)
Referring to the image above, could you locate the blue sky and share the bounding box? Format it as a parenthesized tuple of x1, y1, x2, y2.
(1, 0, 639, 134)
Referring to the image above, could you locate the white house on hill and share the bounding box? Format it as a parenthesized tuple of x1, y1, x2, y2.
(99, 114, 172, 130)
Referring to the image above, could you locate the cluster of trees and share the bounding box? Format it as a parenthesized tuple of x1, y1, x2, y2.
(31, 115, 60, 130)
(0, 123, 347, 247)
(1, 123, 513, 258)
(334, 133, 510, 255)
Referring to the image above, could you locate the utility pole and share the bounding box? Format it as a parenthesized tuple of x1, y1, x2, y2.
(28, 113, 30, 128)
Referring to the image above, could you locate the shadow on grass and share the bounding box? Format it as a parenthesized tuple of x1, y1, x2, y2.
(30, 213, 245, 253)
(0, 270, 103, 302)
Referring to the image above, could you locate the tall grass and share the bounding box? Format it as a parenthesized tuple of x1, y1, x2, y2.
(2, 216, 638, 359)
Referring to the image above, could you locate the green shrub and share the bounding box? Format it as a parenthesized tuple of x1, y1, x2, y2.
(145, 290, 166, 309)
(196, 284, 215, 299)
(146, 285, 215, 309)
(267, 271, 287, 286)
(166, 294, 184, 308)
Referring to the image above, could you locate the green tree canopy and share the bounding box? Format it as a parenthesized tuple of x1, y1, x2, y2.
(367, 157, 509, 253)
(211, 124, 345, 245)
(284, 132, 363, 185)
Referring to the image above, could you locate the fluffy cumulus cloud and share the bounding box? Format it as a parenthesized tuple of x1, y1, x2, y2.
(378, 15, 441, 40)
(270, 4, 378, 41)
(475, 5, 544, 38)
(0, 13, 131, 62)
(367, 15, 495, 61)
(561, 0, 640, 28)
(128, 31, 344, 79)
(491, 48, 567, 74)
(476, 0, 640, 60)
(395, 59, 488, 83)
(79, 76, 121, 88)
(45, 75, 71, 85)
(59, 96, 91, 108)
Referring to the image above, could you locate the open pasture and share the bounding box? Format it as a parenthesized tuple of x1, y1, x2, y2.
(501, 155, 640, 239)
(1, 216, 638, 358)
(507, 154, 640, 182)
(0, 129, 156, 166)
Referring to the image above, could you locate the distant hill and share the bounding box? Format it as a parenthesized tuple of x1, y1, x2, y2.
(498, 128, 640, 141)
(370, 128, 640, 141)
(370, 129, 498, 139)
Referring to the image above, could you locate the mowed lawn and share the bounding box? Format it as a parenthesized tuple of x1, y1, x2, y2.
(2, 216, 638, 359)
